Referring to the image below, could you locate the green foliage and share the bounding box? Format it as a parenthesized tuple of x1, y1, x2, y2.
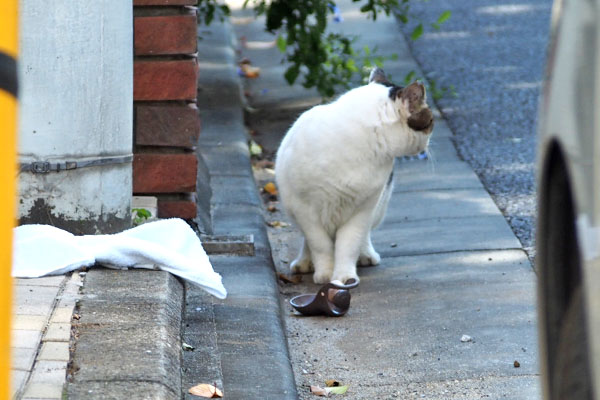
(198, 0, 230, 25)
(200, 1, 452, 98)
(244, 0, 404, 97)
(428, 78, 457, 101)
(132, 208, 152, 226)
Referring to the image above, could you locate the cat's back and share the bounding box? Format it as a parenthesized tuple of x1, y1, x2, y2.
(280, 83, 387, 146)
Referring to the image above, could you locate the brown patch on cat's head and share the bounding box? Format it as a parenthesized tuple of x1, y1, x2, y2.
(408, 107, 434, 133)
(399, 82, 426, 113)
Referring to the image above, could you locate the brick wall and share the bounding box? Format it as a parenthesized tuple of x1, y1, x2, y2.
(133, 0, 199, 219)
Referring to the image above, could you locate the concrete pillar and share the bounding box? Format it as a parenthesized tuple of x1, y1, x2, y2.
(18, 1, 133, 234)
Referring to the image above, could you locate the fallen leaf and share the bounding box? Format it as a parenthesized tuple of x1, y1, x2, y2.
(514, 360, 520, 368)
(325, 379, 341, 387)
(182, 342, 195, 351)
(278, 273, 302, 284)
(249, 140, 263, 157)
(310, 386, 328, 396)
(310, 384, 349, 396)
(267, 204, 278, 213)
(267, 220, 290, 228)
(189, 383, 223, 398)
(264, 182, 278, 195)
(328, 385, 348, 395)
(253, 159, 275, 169)
(240, 63, 261, 78)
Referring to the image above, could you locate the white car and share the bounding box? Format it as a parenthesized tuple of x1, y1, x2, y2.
(537, 0, 600, 399)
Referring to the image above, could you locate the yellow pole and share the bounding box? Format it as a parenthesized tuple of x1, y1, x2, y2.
(0, 0, 18, 398)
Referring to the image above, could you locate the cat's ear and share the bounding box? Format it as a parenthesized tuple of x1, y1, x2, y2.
(399, 81, 426, 113)
(369, 68, 391, 85)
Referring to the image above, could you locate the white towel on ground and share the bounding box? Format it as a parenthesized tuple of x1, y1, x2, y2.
(12, 218, 227, 299)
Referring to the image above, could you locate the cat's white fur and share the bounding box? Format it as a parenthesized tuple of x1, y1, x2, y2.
(275, 72, 432, 284)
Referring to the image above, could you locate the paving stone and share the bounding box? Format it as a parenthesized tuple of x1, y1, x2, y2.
(11, 329, 43, 349)
(375, 216, 521, 257)
(12, 315, 46, 331)
(22, 382, 63, 399)
(394, 160, 484, 192)
(29, 361, 67, 384)
(49, 306, 75, 324)
(15, 276, 65, 287)
(38, 342, 70, 362)
(13, 286, 59, 316)
(11, 369, 28, 398)
(384, 188, 501, 222)
(11, 347, 37, 371)
(43, 324, 71, 342)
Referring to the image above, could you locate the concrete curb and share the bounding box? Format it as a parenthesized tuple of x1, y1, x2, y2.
(180, 15, 298, 399)
(66, 270, 184, 399)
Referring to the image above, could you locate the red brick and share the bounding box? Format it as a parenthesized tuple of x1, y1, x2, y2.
(133, 153, 197, 193)
(158, 200, 197, 219)
(135, 15, 197, 56)
(134, 60, 198, 101)
(134, 0, 197, 5)
(136, 104, 200, 148)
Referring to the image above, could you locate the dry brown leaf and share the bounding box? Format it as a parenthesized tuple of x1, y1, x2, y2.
(254, 159, 275, 169)
(325, 379, 341, 387)
(241, 63, 261, 78)
(310, 385, 328, 396)
(267, 220, 289, 228)
(267, 204, 278, 213)
(189, 383, 223, 398)
(278, 273, 302, 284)
(263, 181, 278, 195)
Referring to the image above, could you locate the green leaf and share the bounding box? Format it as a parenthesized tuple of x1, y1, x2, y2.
(133, 208, 152, 219)
(410, 23, 423, 41)
(345, 58, 358, 72)
(403, 70, 416, 85)
(327, 385, 349, 395)
(437, 10, 452, 25)
(284, 65, 300, 84)
(248, 140, 263, 157)
(276, 35, 287, 52)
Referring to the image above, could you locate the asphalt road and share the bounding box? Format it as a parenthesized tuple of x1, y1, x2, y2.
(397, 0, 553, 260)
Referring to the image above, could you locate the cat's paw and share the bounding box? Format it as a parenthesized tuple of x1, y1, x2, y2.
(313, 270, 333, 284)
(358, 250, 381, 267)
(331, 272, 360, 286)
(290, 257, 313, 274)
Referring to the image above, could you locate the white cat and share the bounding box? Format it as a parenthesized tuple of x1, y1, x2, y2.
(275, 68, 434, 284)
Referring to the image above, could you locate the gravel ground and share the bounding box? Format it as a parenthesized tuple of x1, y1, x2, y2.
(397, 0, 553, 261)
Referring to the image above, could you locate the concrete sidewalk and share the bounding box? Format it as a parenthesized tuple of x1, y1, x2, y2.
(231, 0, 541, 398)
(11, 1, 540, 399)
